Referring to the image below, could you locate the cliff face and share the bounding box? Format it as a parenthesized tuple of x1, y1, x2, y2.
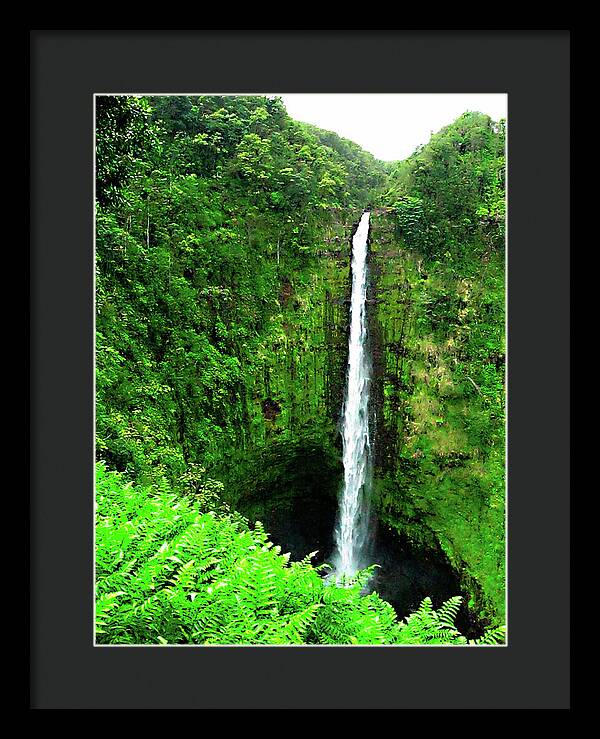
(229, 208, 505, 627)
(369, 211, 505, 624)
(243, 212, 359, 446)
(223, 210, 358, 546)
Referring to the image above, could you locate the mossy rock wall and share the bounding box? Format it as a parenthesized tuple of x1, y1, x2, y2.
(368, 211, 505, 625)
(223, 209, 360, 516)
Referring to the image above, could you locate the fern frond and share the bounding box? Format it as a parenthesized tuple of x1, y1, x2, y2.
(95, 464, 502, 647)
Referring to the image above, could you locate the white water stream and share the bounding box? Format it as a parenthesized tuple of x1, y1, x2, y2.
(333, 211, 372, 579)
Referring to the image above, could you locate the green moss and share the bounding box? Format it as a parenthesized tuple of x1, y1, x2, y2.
(241, 214, 355, 447)
(369, 212, 505, 625)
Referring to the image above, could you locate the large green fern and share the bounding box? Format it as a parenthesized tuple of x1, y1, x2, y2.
(95, 463, 505, 646)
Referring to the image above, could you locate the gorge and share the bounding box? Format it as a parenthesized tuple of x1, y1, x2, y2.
(95, 95, 506, 644)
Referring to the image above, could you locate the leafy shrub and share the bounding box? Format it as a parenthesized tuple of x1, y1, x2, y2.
(96, 464, 505, 645)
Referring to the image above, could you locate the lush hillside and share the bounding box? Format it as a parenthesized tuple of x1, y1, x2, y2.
(372, 112, 506, 622)
(384, 111, 505, 258)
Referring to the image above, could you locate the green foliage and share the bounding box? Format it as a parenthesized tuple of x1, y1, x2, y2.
(385, 112, 505, 258)
(95, 96, 157, 208)
(393, 195, 425, 247)
(96, 464, 505, 645)
(372, 110, 506, 624)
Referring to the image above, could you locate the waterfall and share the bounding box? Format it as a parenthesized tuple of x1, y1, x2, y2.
(333, 211, 372, 579)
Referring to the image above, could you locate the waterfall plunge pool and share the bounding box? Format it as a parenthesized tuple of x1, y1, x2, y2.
(244, 485, 483, 638)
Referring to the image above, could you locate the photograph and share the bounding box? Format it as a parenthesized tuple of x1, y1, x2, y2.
(94, 92, 507, 646)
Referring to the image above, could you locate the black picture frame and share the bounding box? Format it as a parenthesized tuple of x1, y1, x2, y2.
(30, 30, 570, 709)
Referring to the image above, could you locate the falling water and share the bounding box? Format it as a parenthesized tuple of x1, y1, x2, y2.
(333, 211, 372, 579)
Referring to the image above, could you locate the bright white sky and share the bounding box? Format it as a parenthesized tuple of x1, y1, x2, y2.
(277, 94, 507, 162)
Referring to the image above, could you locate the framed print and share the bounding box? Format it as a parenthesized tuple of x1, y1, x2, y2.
(30, 30, 570, 709)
